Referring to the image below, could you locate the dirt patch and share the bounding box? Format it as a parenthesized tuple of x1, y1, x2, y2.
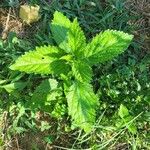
(126, 0, 150, 51)
(0, 8, 23, 39)
(0, 7, 40, 41)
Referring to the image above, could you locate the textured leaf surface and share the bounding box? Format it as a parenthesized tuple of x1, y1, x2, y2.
(72, 60, 92, 83)
(84, 30, 133, 65)
(31, 79, 60, 112)
(50, 59, 71, 75)
(10, 46, 62, 74)
(36, 45, 65, 57)
(68, 18, 86, 57)
(51, 11, 71, 52)
(66, 81, 98, 132)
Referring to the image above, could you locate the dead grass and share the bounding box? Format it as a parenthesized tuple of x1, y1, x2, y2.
(126, 0, 150, 51)
(0, 7, 40, 41)
(0, 8, 23, 39)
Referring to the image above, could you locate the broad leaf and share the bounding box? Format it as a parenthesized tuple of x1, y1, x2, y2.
(51, 11, 71, 52)
(68, 18, 86, 57)
(36, 45, 65, 58)
(118, 104, 137, 134)
(31, 79, 60, 112)
(72, 60, 92, 83)
(50, 59, 71, 75)
(84, 30, 133, 65)
(10, 46, 62, 74)
(66, 81, 98, 132)
(118, 104, 129, 119)
(0, 82, 27, 93)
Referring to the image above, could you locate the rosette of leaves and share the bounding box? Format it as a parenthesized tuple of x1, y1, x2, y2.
(10, 11, 133, 132)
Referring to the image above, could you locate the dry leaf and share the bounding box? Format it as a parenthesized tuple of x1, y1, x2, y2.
(19, 5, 40, 24)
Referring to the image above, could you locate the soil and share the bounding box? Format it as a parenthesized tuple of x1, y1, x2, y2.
(126, 0, 150, 51)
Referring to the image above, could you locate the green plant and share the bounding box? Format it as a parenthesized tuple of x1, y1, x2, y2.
(117, 104, 137, 134)
(10, 11, 133, 132)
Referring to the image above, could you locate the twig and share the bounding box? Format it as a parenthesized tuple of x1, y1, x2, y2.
(15, 136, 20, 150)
(2, 7, 11, 40)
(2, 111, 8, 141)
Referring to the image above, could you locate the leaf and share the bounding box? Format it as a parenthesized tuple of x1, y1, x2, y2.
(19, 5, 40, 24)
(50, 59, 71, 75)
(0, 79, 7, 85)
(36, 45, 65, 58)
(51, 103, 67, 118)
(118, 104, 137, 134)
(10, 46, 62, 74)
(67, 18, 86, 57)
(118, 104, 129, 119)
(144, 112, 150, 122)
(84, 30, 133, 65)
(127, 120, 137, 134)
(51, 11, 71, 52)
(31, 79, 60, 112)
(72, 60, 92, 83)
(66, 81, 98, 132)
(40, 121, 51, 132)
(0, 82, 27, 93)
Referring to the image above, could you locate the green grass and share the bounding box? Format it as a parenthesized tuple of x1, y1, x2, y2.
(0, 0, 150, 149)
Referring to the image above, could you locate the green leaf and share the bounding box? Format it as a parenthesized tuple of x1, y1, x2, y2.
(10, 46, 62, 74)
(66, 81, 98, 132)
(0, 79, 7, 85)
(36, 45, 65, 58)
(31, 79, 60, 112)
(118, 104, 137, 134)
(72, 60, 92, 83)
(0, 82, 27, 93)
(68, 18, 86, 57)
(50, 59, 71, 75)
(51, 11, 71, 52)
(40, 121, 51, 132)
(126, 117, 137, 134)
(51, 103, 67, 119)
(118, 104, 129, 118)
(84, 30, 133, 65)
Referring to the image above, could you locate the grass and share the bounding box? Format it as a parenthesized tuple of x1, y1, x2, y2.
(0, 0, 150, 149)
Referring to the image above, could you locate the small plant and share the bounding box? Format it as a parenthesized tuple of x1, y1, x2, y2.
(10, 11, 133, 132)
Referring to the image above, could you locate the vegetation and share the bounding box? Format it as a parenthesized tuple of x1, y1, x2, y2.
(0, 0, 149, 149)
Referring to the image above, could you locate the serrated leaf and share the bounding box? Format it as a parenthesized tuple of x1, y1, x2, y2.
(118, 104, 129, 118)
(10, 46, 63, 74)
(51, 11, 71, 52)
(72, 60, 92, 83)
(50, 59, 71, 75)
(68, 18, 86, 57)
(66, 81, 98, 132)
(84, 30, 133, 65)
(36, 45, 65, 58)
(31, 79, 60, 112)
